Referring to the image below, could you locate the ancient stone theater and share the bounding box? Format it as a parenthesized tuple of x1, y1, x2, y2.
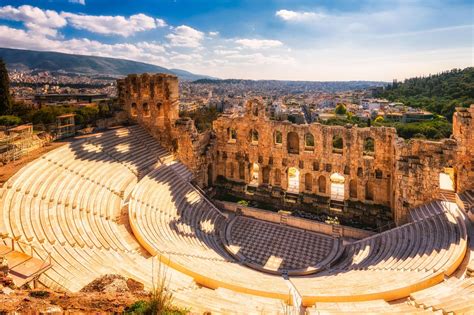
(1, 73, 473, 314)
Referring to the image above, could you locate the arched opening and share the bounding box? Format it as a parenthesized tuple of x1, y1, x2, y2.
(227, 128, 237, 142)
(274, 131, 282, 144)
(365, 181, 374, 201)
(287, 167, 300, 193)
(330, 173, 345, 201)
(262, 167, 270, 184)
(274, 169, 281, 186)
(349, 179, 357, 198)
(156, 101, 163, 116)
(250, 129, 259, 143)
(287, 132, 299, 154)
(239, 161, 245, 180)
(229, 162, 235, 178)
(318, 175, 326, 193)
(207, 164, 213, 187)
(249, 163, 259, 186)
(439, 167, 455, 191)
(131, 103, 137, 116)
(305, 133, 314, 149)
(305, 173, 313, 191)
(142, 103, 150, 117)
(332, 135, 343, 154)
(252, 104, 258, 116)
(363, 137, 375, 156)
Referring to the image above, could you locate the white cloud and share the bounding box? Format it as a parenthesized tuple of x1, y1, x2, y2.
(62, 12, 162, 37)
(235, 38, 283, 49)
(0, 5, 66, 37)
(155, 18, 167, 28)
(68, 0, 86, 5)
(208, 31, 219, 36)
(166, 25, 204, 48)
(275, 9, 326, 22)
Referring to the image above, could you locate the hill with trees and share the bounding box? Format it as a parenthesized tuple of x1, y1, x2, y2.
(376, 67, 474, 120)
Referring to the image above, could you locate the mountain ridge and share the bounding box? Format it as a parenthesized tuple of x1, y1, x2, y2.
(0, 47, 215, 81)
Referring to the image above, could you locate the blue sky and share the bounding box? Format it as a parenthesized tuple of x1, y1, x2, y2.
(0, 0, 472, 80)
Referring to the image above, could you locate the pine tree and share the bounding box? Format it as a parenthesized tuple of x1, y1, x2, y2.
(0, 58, 12, 115)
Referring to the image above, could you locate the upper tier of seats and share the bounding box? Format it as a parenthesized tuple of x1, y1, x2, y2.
(0, 126, 287, 314)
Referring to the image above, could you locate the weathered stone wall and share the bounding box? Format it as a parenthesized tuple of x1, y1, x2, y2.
(453, 105, 474, 193)
(118, 73, 211, 183)
(212, 99, 396, 220)
(118, 73, 474, 227)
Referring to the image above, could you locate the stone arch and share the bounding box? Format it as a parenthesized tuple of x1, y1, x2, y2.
(274, 130, 282, 144)
(365, 181, 374, 201)
(131, 103, 137, 116)
(142, 103, 150, 117)
(439, 167, 455, 191)
(349, 179, 357, 198)
(287, 132, 299, 154)
(332, 135, 343, 154)
(250, 163, 259, 186)
(305, 173, 313, 191)
(330, 173, 345, 201)
(305, 133, 315, 148)
(318, 175, 326, 193)
(227, 128, 237, 141)
(156, 101, 163, 116)
(239, 161, 245, 180)
(274, 169, 281, 186)
(250, 129, 259, 143)
(287, 167, 300, 193)
(363, 137, 375, 156)
(262, 166, 270, 184)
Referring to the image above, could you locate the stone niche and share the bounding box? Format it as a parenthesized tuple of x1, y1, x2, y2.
(119, 74, 474, 227)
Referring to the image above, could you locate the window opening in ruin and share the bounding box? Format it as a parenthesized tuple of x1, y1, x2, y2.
(274, 169, 281, 186)
(305, 173, 313, 191)
(287, 132, 299, 154)
(207, 164, 213, 187)
(318, 175, 326, 193)
(287, 167, 300, 193)
(239, 162, 245, 180)
(349, 179, 357, 198)
(156, 101, 163, 116)
(366, 181, 374, 201)
(143, 103, 150, 117)
(230, 162, 235, 178)
(363, 137, 375, 156)
(274, 131, 282, 144)
(332, 135, 343, 154)
(263, 167, 270, 184)
(228, 128, 237, 142)
(252, 105, 258, 116)
(330, 173, 345, 201)
(439, 167, 455, 191)
(249, 163, 259, 186)
(250, 129, 259, 144)
(131, 103, 138, 116)
(305, 133, 315, 150)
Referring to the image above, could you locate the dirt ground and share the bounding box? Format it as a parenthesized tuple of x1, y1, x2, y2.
(0, 275, 150, 313)
(0, 141, 67, 186)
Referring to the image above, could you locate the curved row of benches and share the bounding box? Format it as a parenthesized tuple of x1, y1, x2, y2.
(0, 127, 287, 313)
(128, 159, 468, 308)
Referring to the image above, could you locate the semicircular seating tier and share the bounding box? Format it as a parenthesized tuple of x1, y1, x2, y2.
(128, 161, 468, 307)
(0, 126, 288, 314)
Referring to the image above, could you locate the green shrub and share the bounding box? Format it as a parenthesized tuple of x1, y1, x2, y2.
(29, 290, 50, 298)
(0, 115, 21, 126)
(237, 200, 249, 207)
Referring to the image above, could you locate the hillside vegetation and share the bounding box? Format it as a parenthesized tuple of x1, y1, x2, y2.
(377, 67, 474, 120)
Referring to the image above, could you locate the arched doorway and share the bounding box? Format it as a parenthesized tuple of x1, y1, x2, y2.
(249, 163, 259, 186)
(287, 132, 299, 154)
(330, 173, 345, 201)
(287, 167, 300, 193)
(439, 167, 455, 191)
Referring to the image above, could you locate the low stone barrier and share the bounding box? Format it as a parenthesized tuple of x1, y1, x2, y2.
(217, 200, 375, 240)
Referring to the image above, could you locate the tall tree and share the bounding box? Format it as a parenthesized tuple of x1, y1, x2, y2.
(0, 58, 12, 115)
(0, 59, 12, 115)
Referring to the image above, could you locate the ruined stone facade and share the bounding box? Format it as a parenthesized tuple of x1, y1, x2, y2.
(118, 73, 474, 226)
